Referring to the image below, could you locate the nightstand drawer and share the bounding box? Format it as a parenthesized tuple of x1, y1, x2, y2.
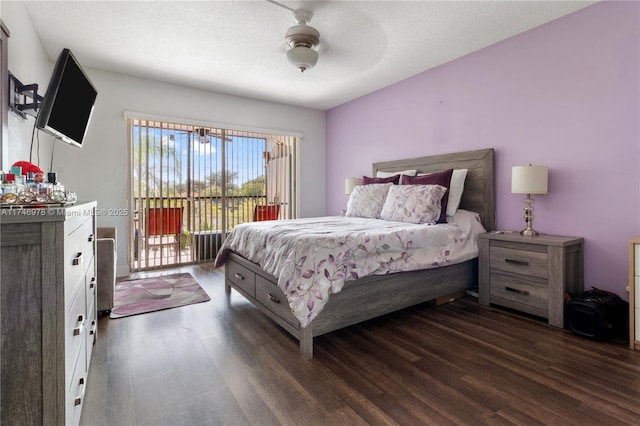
(490, 246, 548, 279)
(490, 274, 548, 314)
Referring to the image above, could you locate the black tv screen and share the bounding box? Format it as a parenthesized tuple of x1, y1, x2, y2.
(36, 48, 97, 148)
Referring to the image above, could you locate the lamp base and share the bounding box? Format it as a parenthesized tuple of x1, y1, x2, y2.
(520, 228, 539, 236)
(520, 194, 540, 237)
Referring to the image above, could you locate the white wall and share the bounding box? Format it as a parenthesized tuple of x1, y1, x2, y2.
(3, 2, 326, 276)
(2, 1, 52, 170)
(60, 70, 326, 275)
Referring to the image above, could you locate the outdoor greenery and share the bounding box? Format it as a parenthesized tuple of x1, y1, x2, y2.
(130, 122, 295, 271)
(133, 132, 267, 238)
(132, 133, 182, 198)
(240, 176, 266, 196)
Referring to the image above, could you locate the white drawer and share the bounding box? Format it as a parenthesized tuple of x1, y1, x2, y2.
(66, 339, 88, 426)
(65, 272, 86, 318)
(64, 218, 95, 303)
(86, 316, 97, 369)
(86, 257, 96, 316)
(86, 258, 97, 367)
(635, 244, 640, 276)
(65, 283, 87, 389)
(65, 214, 91, 236)
(636, 276, 640, 307)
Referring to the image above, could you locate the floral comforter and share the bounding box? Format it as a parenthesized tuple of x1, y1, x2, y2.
(214, 210, 485, 327)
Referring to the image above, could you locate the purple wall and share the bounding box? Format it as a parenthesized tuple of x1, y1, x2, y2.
(326, 2, 639, 299)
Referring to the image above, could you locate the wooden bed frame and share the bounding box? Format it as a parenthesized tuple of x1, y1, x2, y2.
(224, 148, 495, 358)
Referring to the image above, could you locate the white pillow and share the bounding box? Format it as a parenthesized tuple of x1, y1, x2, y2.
(380, 184, 447, 224)
(346, 183, 393, 219)
(376, 169, 417, 179)
(447, 169, 468, 216)
(417, 168, 468, 217)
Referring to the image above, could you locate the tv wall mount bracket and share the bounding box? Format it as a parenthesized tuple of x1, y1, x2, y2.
(8, 71, 43, 120)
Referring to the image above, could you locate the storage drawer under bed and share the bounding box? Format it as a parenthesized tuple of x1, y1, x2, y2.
(227, 260, 256, 297)
(255, 275, 299, 330)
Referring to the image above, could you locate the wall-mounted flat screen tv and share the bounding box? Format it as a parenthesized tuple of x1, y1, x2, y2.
(36, 48, 97, 148)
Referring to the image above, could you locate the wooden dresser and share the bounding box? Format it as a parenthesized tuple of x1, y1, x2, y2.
(479, 232, 584, 327)
(0, 201, 97, 426)
(629, 238, 640, 350)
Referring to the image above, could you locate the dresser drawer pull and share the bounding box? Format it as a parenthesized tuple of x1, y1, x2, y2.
(505, 286, 530, 296)
(88, 234, 95, 242)
(267, 293, 281, 304)
(74, 376, 86, 406)
(72, 253, 83, 266)
(89, 277, 96, 289)
(73, 314, 85, 336)
(234, 272, 244, 281)
(89, 320, 97, 335)
(505, 258, 529, 266)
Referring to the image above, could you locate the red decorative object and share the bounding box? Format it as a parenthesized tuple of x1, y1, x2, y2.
(11, 161, 43, 175)
(253, 205, 280, 221)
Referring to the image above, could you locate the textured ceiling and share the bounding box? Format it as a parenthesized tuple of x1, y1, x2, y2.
(23, 1, 597, 111)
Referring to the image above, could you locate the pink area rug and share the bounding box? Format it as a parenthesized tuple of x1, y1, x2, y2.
(110, 272, 210, 319)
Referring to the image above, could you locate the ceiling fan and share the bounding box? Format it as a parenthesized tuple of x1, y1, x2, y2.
(267, 0, 321, 72)
(285, 9, 320, 72)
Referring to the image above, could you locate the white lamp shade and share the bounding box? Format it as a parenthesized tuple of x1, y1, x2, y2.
(511, 165, 548, 194)
(286, 46, 318, 72)
(345, 177, 362, 195)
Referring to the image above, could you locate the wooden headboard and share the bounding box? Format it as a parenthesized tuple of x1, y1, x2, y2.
(372, 148, 495, 231)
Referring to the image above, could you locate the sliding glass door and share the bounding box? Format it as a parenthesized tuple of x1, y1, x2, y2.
(128, 117, 297, 271)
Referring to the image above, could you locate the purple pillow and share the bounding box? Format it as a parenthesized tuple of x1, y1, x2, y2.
(401, 169, 453, 223)
(362, 174, 400, 185)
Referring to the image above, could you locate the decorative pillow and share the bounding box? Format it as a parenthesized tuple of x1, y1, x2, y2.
(417, 168, 468, 217)
(346, 183, 393, 218)
(362, 174, 400, 185)
(376, 169, 417, 179)
(401, 168, 453, 223)
(380, 184, 447, 224)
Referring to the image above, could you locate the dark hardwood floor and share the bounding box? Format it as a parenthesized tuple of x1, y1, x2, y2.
(80, 264, 640, 426)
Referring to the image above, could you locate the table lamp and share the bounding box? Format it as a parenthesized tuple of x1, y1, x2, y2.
(344, 177, 362, 195)
(511, 164, 548, 236)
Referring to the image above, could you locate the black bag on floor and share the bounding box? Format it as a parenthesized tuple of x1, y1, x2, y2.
(566, 287, 629, 342)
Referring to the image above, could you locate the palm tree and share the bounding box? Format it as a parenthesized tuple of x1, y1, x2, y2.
(132, 128, 182, 201)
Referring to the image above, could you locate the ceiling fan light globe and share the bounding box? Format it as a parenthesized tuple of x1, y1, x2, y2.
(286, 46, 318, 72)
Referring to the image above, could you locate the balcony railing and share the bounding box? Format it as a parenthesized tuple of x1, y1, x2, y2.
(131, 195, 268, 270)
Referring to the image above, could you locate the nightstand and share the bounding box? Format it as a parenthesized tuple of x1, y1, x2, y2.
(478, 232, 584, 328)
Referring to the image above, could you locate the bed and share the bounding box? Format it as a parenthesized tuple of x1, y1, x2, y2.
(216, 148, 495, 358)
